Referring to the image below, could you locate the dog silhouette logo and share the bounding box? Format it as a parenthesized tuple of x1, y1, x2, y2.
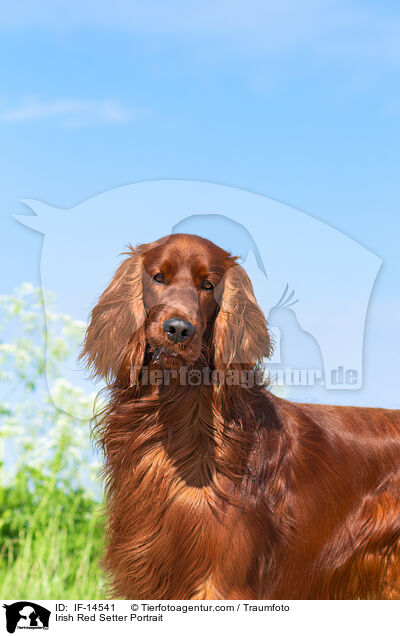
(15, 180, 381, 414)
(3, 602, 51, 633)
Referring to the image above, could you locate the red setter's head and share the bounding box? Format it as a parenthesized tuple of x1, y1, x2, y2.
(81, 233, 271, 385)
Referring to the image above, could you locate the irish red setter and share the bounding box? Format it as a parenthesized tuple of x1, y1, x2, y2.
(81, 233, 400, 599)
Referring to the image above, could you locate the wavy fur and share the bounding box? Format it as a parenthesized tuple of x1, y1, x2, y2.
(82, 233, 400, 599)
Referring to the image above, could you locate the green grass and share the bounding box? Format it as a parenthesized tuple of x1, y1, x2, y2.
(0, 285, 108, 598)
(0, 469, 106, 599)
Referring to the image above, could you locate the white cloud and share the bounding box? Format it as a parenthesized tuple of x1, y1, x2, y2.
(0, 97, 132, 126)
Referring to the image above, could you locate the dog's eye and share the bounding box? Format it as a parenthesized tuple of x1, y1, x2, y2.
(201, 280, 214, 291)
(153, 273, 167, 285)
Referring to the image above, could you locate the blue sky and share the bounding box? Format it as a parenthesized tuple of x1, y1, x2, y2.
(1, 1, 399, 407)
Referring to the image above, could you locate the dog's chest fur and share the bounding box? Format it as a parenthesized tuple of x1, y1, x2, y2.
(105, 388, 266, 599)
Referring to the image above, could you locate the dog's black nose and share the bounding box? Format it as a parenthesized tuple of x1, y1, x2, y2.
(163, 318, 195, 343)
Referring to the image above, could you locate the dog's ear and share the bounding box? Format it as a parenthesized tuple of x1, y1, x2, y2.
(212, 262, 271, 371)
(80, 248, 146, 386)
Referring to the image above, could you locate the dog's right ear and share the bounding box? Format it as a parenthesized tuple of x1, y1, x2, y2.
(79, 248, 146, 386)
(212, 261, 271, 371)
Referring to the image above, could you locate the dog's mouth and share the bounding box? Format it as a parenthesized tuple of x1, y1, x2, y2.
(147, 344, 186, 366)
(146, 342, 200, 369)
(151, 345, 179, 363)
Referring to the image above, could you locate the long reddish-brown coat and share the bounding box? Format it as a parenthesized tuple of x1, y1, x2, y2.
(81, 233, 400, 599)
(98, 383, 400, 599)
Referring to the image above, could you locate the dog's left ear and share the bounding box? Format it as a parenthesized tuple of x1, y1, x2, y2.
(80, 248, 146, 386)
(212, 262, 271, 370)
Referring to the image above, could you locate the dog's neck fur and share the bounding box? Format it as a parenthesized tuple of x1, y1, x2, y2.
(96, 373, 284, 598)
(104, 377, 265, 485)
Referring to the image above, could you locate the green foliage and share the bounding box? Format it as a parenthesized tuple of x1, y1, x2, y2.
(0, 468, 105, 599)
(0, 284, 105, 598)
